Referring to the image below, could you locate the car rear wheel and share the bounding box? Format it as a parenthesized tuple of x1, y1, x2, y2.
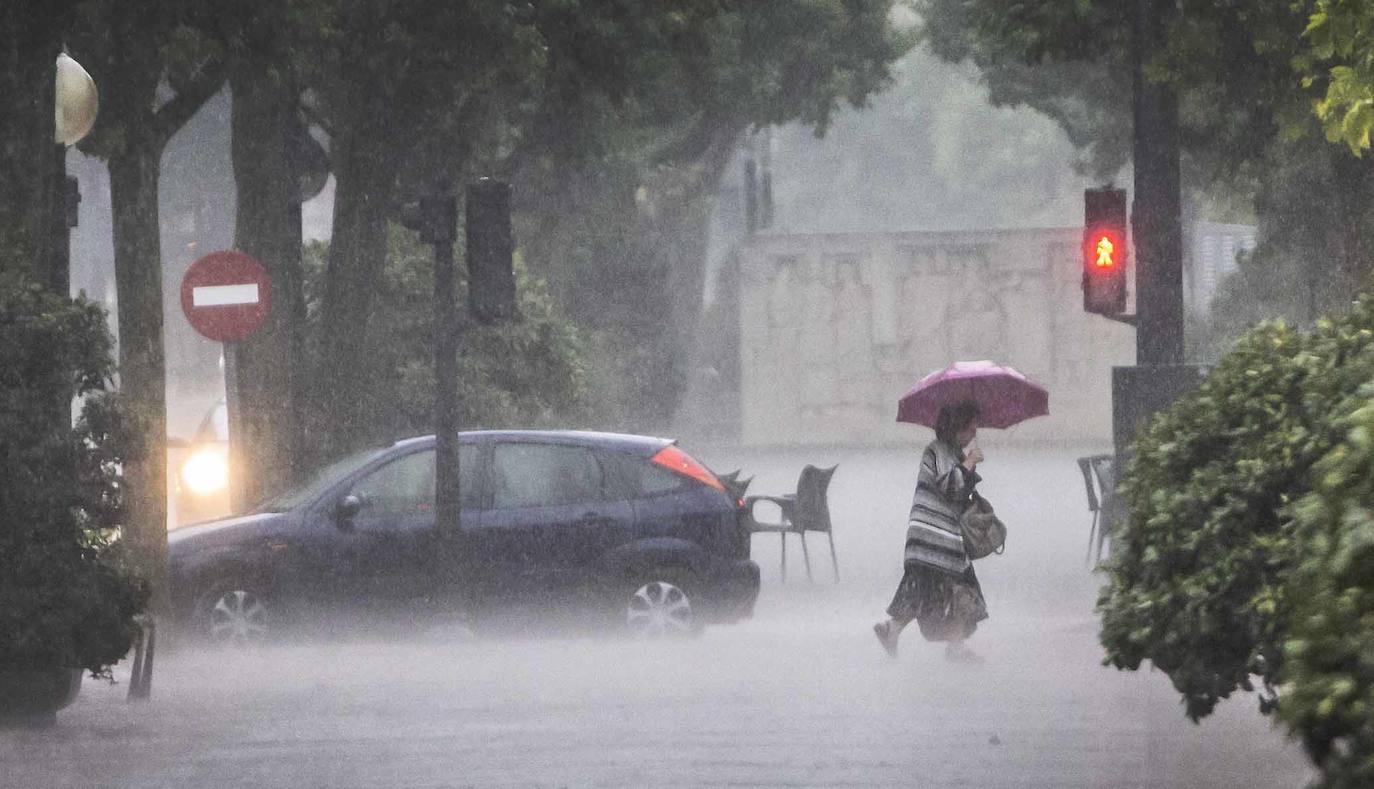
(196, 581, 272, 648)
(625, 571, 700, 638)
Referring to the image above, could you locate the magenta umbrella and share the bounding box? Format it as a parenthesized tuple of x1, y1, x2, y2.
(897, 360, 1049, 429)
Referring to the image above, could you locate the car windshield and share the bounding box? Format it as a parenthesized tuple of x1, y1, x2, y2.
(252, 447, 390, 513)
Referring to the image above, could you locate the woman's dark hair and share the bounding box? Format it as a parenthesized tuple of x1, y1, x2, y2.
(935, 400, 980, 445)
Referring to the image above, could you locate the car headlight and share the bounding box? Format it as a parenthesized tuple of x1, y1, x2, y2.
(181, 447, 228, 496)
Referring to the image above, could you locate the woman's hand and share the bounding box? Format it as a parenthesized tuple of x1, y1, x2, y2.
(964, 446, 985, 470)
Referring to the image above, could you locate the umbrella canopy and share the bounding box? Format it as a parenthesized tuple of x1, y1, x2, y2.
(897, 360, 1049, 429)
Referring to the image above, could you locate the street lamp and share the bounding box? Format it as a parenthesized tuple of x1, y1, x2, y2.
(55, 52, 98, 146)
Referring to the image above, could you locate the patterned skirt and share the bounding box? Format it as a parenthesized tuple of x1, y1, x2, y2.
(886, 548, 989, 642)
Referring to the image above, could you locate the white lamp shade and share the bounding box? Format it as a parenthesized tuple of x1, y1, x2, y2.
(55, 53, 98, 145)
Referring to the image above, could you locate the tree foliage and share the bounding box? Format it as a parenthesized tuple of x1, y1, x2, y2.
(305, 0, 906, 443)
(920, 0, 1374, 342)
(919, 0, 1131, 177)
(0, 273, 146, 674)
(1099, 297, 1374, 721)
(300, 226, 584, 449)
(1302, 0, 1374, 154)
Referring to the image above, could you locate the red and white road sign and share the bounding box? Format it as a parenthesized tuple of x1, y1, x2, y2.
(180, 251, 272, 343)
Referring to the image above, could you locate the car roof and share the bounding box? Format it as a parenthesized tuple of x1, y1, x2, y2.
(392, 430, 676, 457)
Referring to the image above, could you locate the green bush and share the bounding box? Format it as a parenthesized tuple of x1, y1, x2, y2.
(1283, 389, 1374, 787)
(1099, 297, 1374, 721)
(0, 273, 147, 675)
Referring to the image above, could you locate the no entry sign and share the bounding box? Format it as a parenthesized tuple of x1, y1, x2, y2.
(180, 251, 272, 343)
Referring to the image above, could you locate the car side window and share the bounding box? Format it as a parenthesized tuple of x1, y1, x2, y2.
(493, 443, 602, 509)
(348, 446, 482, 523)
(351, 450, 435, 521)
(602, 450, 684, 498)
(457, 444, 481, 509)
(635, 459, 685, 496)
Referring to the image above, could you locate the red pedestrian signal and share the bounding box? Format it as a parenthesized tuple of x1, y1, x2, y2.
(1093, 232, 1118, 268)
(1083, 187, 1128, 315)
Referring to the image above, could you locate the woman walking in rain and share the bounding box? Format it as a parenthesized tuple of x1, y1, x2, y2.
(873, 399, 988, 662)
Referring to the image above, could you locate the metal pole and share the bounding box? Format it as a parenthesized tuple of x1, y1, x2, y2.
(743, 157, 758, 235)
(224, 342, 244, 513)
(126, 613, 155, 701)
(50, 146, 76, 294)
(761, 128, 774, 230)
(432, 192, 460, 532)
(1132, 0, 1185, 365)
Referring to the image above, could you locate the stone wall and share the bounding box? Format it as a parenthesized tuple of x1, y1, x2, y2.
(737, 228, 1136, 445)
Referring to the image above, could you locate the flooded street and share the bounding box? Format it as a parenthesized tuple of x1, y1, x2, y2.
(2, 445, 1315, 787)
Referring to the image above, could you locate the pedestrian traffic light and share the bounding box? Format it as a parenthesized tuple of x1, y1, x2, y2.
(1083, 187, 1128, 315)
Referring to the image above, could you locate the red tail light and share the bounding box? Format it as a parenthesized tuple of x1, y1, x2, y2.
(650, 445, 725, 492)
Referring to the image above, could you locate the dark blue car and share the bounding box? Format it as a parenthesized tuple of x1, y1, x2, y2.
(168, 430, 759, 645)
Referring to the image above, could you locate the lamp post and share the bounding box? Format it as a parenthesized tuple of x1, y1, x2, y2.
(51, 52, 98, 294)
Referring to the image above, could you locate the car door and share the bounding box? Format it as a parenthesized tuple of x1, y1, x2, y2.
(470, 441, 632, 606)
(333, 448, 438, 614)
(320, 445, 483, 618)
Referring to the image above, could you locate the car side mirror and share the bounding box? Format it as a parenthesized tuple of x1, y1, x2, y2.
(335, 494, 363, 529)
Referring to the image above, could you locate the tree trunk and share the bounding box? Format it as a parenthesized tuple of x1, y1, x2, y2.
(662, 128, 743, 390)
(637, 127, 743, 426)
(1331, 149, 1374, 293)
(0, 1, 63, 282)
(229, 68, 304, 503)
(108, 145, 169, 616)
(317, 127, 396, 455)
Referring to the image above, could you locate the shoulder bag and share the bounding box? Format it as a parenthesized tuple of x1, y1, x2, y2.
(960, 492, 1007, 560)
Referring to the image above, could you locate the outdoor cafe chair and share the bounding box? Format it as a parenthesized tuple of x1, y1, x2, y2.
(745, 464, 838, 583)
(1077, 453, 1115, 567)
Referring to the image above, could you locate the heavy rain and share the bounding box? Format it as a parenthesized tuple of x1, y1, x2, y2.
(3, 1, 1371, 787)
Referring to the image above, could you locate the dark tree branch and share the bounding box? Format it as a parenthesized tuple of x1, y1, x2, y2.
(153, 67, 226, 145)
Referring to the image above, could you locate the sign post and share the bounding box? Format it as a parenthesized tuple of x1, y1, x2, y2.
(180, 251, 272, 513)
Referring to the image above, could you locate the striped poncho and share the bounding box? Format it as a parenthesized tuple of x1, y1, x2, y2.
(904, 439, 981, 574)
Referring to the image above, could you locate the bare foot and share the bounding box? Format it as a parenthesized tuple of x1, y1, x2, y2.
(873, 621, 898, 658)
(944, 642, 984, 664)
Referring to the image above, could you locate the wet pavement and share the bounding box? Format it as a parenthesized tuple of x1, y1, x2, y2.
(0, 444, 1315, 787)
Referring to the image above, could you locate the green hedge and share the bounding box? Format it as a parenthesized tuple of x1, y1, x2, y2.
(1283, 390, 1374, 787)
(1099, 297, 1374, 721)
(0, 274, 147, 674)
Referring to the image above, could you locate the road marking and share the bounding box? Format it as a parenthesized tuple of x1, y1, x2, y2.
(193, 284, 260, 307)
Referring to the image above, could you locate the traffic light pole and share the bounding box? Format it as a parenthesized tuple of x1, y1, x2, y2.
(433, 198, 459, 533)
(402, 188, 460, 531)
(1131, 0, 1185, 366)
(1079, 0, 1200, 559)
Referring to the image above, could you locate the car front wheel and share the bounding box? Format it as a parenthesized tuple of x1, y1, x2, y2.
(196, 580, 272, 648)
(624, 572, 700, 638)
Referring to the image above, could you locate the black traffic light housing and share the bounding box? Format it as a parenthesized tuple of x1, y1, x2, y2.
(465, 178, 516, 324)
(1083, 187, 1129, 315)
(399, 191, 457, 244)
